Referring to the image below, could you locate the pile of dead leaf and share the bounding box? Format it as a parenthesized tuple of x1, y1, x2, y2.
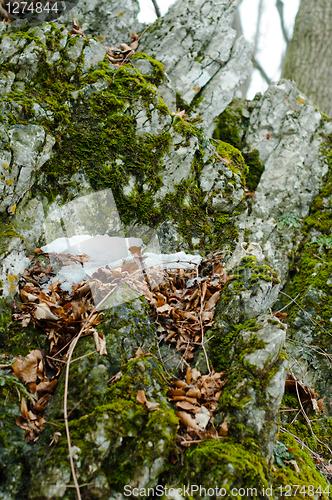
(68, 20, 139, 69)
(13, 349, 59, 442)
(168, 366, 228, 448)
(144, 255, 233, 362)
(11, 246, 232, 442)
(285, 371, 325, 413)
(13, 249, 103, 355)
(107, 33, 139, 67)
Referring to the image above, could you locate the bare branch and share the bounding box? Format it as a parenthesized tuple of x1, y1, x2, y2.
(234, 0, 266, 98)
(252, 57, 271, 85)
(253, 0, 264, 57)
(276, 0, 289, 46)
(151, 0, 161, 18)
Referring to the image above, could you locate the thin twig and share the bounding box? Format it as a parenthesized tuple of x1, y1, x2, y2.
(196, 267, 211, 374)
(276, 0, 289, 45)
(151, 0, 161, 18)
(275, 293, 300, 313)
(280, 291, 332, 338)
(63, 285, 119, 500)
(252, 57, 271, 85)
(290, 368, 332, 456)
(287, 338, 332, 365)
(280, 427, 332, 474)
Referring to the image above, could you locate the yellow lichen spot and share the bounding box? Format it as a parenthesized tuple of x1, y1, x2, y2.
(117, 11, 124, 17)
(99, 35, 106, 42)
(6, 178, 13, 186)
(297, 97, 306, 104)
(11, 204, 16, 214)
(7, 274, 18, 293)
(193, 86, 201, 92)
(2, 163, 8, 169)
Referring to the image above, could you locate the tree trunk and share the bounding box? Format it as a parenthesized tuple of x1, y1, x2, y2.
(282, 0, 332, 116)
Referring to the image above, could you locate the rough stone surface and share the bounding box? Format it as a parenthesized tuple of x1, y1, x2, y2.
(245, 80, 328, 282)
(1, 1, 329, 497)
(59, 0, 143, 47)
(140, 0, 252, 131)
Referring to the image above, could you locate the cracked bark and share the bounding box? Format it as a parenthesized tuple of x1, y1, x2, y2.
(283, 0, 332, 116)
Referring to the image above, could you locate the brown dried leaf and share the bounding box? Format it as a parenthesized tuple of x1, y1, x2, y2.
(145, 400, 160, 411)
(317, 397, 325, 412)
(120, 43, 132, 52)
(175, 401, 201, 412)
(219, 421, 228, 436)
(172, 396, 198, 404)
(34, 303, 59, 321)
(92, 329, 108, 356)
(157, 303, 172, 314)
(204, 291, 220, 310)
(173, 380, 188, 388)
(186, 387, 201, 399)
(191, 368, 201, 382)
(36, 378, 58, 394)
(136, 389, 147, 405)
(13, 350, 43, 384)
(136, 390, 159, 411)
(176, 411, 199, 430)
(168, 388, 186, 397)
(186, 366, 192, 385)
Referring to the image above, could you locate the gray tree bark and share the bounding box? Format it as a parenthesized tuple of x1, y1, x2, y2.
(282, 0, 332, 116)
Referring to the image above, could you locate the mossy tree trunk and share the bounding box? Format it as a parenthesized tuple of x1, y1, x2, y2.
(282, 0, 332, 116)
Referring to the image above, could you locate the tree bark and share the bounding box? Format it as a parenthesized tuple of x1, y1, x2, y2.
(282, 0, 332, 116)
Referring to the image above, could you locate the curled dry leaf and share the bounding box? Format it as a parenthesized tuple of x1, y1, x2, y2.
(136, 390, 160, 411)
(175, 401, 201, 413)
(176, 411, 199, 431)
(92, 329, 108, 356)
(219, 421, 228, 436)
(49, 431, 62, 446)
(13, 350, 43, 384)
(34, 303, 59, 321)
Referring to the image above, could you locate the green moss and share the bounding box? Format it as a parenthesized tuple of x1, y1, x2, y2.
(272, 433, 329, 498)
(31, 357, 178, 497)
(213, 103, 264, 192)
(131, 52, 165, 86)
(0, 218, 24, 260)
(167, 438, 269, 498)
(214, 140, 248, 186)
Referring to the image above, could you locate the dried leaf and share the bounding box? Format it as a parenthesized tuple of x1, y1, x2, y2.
(36, 378, 58, 394)
(34, 303, 59, 321)
(173, 380, 188, 388)
(204, 291, 220, 310)
(92, 329, 108, 355)
(157, 303, 172, 313)
(289, 459, 300, 473)
(186, 387, 201, 398)
(219, 421, 228, 436)
(317, 397, 325, 412)
(145, 400, 160, 411)
(136, 390, 159, 411)
(176, 411, 198, 430)
(120, 43, 132, 52)
(13, 350, 43, 384)
(175, 401, 201, 412)
(136, 390, 147, 406)
(186, 366, 192, 385)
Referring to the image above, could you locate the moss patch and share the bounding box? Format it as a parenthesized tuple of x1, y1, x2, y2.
(213, 101, 265, 192)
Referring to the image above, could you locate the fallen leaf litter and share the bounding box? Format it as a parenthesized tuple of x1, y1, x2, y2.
(10, 244, 232, 444)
